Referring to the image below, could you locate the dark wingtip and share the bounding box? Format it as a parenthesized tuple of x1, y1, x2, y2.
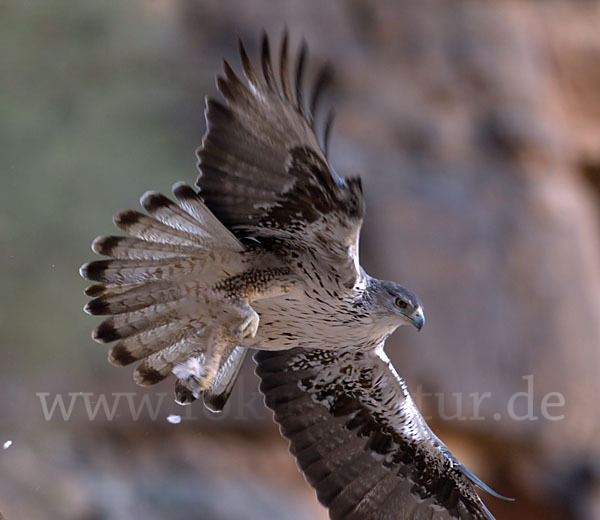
(84, 297, 110, 316)
(140, 191, 172, 214)
(114, 210, 142, 228)
(79, 263, 89, 280)
(135, 364, 166, 386)
(222, 58, 238, 84)
(279, 28, 291, 102)
(172, 182, 196, 200)
(84, 284, 107, 297)
(237, 36, 246, 56)
(80, 260, 110, 283)
(92, 320, 120, 343)
(203, 391, 228, 413)
(238, 37, 258, 87)
(216, 74, 234, 102)
(92, 236, 125, 256)
(261, 31, 274, 90)
(294, 37, 307, 115)
(309, 63, 334, 128)
(108, 343, 137, 367)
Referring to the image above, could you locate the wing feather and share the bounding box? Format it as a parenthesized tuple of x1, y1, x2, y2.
(278, 29, 293, 103)
(255, 347, 505, 520)
(261, 32, 276, 91)
(294, 39, 307, 116)
(196, 33, 364, 286)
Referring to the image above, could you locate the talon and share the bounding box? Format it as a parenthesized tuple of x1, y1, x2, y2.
(233, 310, 260, 339)
(172, 359, 209, 396)
(174, 381, 197, 406)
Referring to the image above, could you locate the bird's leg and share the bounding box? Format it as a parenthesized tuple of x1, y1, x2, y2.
(174, 379, 197, 405)
(173, 356, 207, 398)
(172, 328, 229, 398)
(231, 302, 260, 339)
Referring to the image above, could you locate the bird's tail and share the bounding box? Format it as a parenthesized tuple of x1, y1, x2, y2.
(80, 182, 248, 409)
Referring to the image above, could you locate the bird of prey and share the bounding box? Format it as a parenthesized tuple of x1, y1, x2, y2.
(80, 32, 510, 518)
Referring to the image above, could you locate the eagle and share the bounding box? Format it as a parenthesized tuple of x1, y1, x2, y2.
(80, 32, 511, 519)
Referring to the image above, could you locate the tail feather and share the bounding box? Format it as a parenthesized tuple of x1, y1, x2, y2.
(108, 320, 197, 366)
(92, 235, 205, 260)
(134, 359, 170, 386)
(172, 182, 243, 252)
(81, 183, 247, 405)
(135, 335, 206, 386)
(85, 283, 135, 298)
(203, 346, 248, 412)
(141, 191, 216, 237)
(80, 258, 202, 285)
(114, 210, 201, 247)
(85, 281, 187, 316)
(91, 300, 185, 343)
(108, 322, 204, 366)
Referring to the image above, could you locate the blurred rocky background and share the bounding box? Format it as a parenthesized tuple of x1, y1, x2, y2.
(2, 1, 600, 519)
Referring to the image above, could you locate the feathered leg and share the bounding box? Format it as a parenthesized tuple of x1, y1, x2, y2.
(174, 345, 248, 409)
(171, 302, 257, 399)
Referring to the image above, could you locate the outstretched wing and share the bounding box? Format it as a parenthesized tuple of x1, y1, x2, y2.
(197, 32, 364, 288)
(255, 347, 509, 520)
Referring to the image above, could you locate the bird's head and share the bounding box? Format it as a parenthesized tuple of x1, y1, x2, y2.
(370, 279, 425, 332)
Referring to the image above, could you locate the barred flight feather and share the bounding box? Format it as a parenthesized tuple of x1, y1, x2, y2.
(140, 191, 215, 237)
(80, 258, 200, 285)
(85, 282, 187, 316)
(91, 235, 205, 260)
(113, 210, 200, 247)
(202, 345, 248, 412)
(91, 300, 185, 343)
(134, 332, 207, 385)
(108, 320, 196, 366)
(84, 283, 134, 298)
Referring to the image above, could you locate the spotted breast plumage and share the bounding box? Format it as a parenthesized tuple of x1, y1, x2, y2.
(80, 32, 510, 519)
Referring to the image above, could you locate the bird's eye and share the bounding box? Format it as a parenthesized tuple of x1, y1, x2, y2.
(395, 297, 408, 309)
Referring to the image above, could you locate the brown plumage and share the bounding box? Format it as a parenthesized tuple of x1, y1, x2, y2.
(80, 32, 511, 518)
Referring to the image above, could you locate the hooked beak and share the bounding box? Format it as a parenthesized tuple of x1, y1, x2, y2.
(409, 307, 425, 331)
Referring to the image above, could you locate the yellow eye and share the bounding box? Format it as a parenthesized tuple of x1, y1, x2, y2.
(395, 297, 408, 309)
